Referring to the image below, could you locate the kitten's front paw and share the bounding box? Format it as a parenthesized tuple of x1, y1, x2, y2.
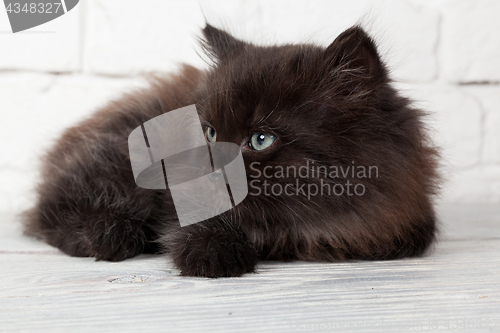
(170, 227, 258, 278)
(82, 214, 149, 262)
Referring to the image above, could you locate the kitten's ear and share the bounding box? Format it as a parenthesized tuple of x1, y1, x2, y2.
(201, 24, 246, 61)
(325, 26, 386, 84)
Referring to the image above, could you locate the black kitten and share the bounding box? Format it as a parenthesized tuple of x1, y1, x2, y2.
(22, 24, 440, 278)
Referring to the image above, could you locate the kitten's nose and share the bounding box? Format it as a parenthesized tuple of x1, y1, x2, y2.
(211, 169, 225, 182)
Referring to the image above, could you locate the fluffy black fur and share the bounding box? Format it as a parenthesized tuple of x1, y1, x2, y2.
(22, 24, 440, 278)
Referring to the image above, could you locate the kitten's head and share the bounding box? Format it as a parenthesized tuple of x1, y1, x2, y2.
(192, 24, 439, 260)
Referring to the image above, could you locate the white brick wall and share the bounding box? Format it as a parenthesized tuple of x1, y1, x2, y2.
(0, 0, 499, 212)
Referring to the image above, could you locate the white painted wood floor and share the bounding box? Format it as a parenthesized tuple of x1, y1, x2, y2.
(1, 205, 500, 332)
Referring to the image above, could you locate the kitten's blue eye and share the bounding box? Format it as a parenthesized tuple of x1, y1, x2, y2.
(250, 132, 276, 151)
(206, 126, 217, 143)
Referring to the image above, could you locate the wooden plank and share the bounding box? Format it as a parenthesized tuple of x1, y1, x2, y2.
(1, 206, 500, 332)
